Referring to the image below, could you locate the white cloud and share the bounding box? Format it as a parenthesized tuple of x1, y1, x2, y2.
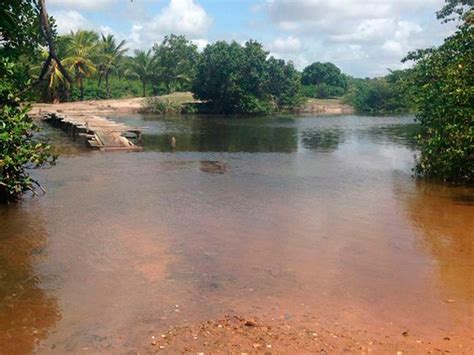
(331, 19, 394, 42)
(264, 0, 444, 31)
(268, 36, 301, 53)
(394, 21, 422, 41)
(147, 0, 212, 38)
(191, 38, 210, 51)
(52, 10, 93, 34)
(258, 0, 454, 77)
(48, 0, 118, 11)
(129, 0, 212, 50)
(381, 40, 403, 55)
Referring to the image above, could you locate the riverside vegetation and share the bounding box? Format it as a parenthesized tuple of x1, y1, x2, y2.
(0, 0, 473, 203)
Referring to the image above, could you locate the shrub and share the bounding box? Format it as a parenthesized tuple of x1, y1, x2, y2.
(344, 72, 412, 114)
(403, 11, 473, 183)
(69, 77, 144, 101)
(141, 97, 196, 114)
(0, 88, 56, 202)
(302, 84, 345, 99)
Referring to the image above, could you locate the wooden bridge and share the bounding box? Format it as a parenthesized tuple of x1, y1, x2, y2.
(41, 112, 143, 152)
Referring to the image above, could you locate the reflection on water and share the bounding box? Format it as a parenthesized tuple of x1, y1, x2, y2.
(402, 182, 474, 304)
(138, 115, 299, 152)
(300, 127, 344, 152)
(0, 113, 472, 352)
(118, 114, 420, 153)
(0, 205, 60, 354)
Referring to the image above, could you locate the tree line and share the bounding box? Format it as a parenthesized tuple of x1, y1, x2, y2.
(4, 11, 413, 116)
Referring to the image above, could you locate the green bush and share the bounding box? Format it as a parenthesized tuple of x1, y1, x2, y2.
(141, 97, 196, 114)
(301, 62, 347, 98)
(302, 84, 345, 99)
(0, 87, 56, 202)
(0, 2, 57, 203)
(344, 72, 412, 114)
(403, 9, 473, 183)
(69, 76, 144, 101)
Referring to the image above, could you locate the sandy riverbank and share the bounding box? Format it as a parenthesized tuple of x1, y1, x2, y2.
(30, 97, 146, 117)
(29, 93, 354, 117)
(141, 314, 471, 353)
(302, 98, 354, 115)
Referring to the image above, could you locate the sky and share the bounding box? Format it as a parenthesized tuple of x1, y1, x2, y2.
(47, 0, 457, 78)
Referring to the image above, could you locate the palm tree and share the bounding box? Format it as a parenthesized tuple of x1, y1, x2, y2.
(98, 34, 127, 99)
(32, 37, 71, 103)
(38, 57, 69, 103)
(63, 30, 99, 101)
(33, 53, 68, 103)
(125, 50, 155, 97)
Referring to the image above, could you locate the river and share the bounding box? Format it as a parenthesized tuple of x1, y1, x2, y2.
(0, 114, 472, 353)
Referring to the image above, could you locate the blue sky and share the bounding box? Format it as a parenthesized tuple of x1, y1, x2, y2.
(48, 0, 456, 77)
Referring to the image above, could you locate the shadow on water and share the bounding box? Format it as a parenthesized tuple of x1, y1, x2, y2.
(365, 123, 422, 149)
(36, 121, 91, 157)
(140, 116, 299, 152)
(0, 204, 60, 354)
(400, 181, 474, 304)
(114, 114, 420, 154)
(299, 127, 345, 152)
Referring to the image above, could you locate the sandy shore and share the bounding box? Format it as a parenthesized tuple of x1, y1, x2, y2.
(302, 98, 354, 115)
(141, 314, 471, 353)
(29, 97, 146, 117)
(30, 94, 354, 117)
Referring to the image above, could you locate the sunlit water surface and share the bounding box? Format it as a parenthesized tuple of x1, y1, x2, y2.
(0, 114, 472, 353)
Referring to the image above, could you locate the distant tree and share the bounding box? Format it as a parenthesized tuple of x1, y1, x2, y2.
(193, 40, 301, 114)
(63, 30, 99, 101)
(153, 34, 199, 93)
(402, 0, 473, 182)
(301, 62, 347, 98)
(266, 57, 303, 110)
(344, 70, 412, 113)
(193, 40, 272, 114)
(98, 34, 127, 98)
(126, 50, 155, 97)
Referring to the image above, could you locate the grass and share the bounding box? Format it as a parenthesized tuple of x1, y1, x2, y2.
(141, 92, 198, 114)
(157, 92, 197, 104)
(305, 98, 344, 105)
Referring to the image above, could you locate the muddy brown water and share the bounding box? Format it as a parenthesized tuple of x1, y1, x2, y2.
(0, 115, 472, 353)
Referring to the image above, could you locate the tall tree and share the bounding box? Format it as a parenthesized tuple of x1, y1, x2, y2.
(266, 57, 303, 110)
(126, 50, 155, 97)
(63, 30, 99, 101)
(32, 35, 71, 103)
(153, 34, 199, 93)
(33, 49, 68, 103)
(193, 40, 302, 114)
(98, 34, 127, 98)
(301, 62, 347, 98)
(403, 0, 473, 182)
(1, 0, 56, 202)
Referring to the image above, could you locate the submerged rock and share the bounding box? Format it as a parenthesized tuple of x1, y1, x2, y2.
(199, 161, 229, 174)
